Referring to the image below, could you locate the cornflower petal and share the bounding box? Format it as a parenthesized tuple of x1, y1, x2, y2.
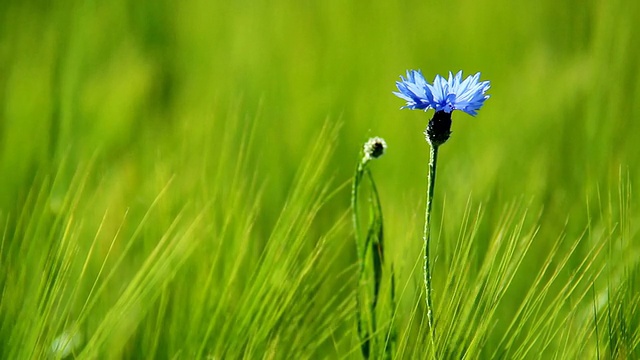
(393, 70, 433, 110)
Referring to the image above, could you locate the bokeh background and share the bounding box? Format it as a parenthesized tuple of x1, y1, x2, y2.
(2, 0, 639, 216)
(1, 0, 639, 358)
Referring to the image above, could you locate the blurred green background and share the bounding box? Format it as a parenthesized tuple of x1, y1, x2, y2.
(2, 0, 639, 213)
(1, 0, 639, 358)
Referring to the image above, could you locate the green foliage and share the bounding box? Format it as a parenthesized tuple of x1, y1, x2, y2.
(1, 0, 639, 358)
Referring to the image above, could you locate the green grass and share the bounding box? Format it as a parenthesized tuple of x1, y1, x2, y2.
(1, 0, 640, 358)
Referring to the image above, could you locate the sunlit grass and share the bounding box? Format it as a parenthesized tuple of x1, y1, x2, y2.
(1, 0, 640, 358)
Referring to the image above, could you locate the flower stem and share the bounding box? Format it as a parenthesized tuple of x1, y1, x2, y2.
(352, 137, 391, 358)
(423, 143, 438, 348)
(352, 160, 366, 257)
(351, 159, 371, 358)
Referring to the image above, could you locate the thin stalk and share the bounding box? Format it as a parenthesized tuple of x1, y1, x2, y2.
(352, 137, 389, 359)
(352, 160, 366, 257)
(423, 144, 439, 349)
(352, 159, 371, 358)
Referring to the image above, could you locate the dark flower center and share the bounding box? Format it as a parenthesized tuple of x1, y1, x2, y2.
(425, 110, 452, 146)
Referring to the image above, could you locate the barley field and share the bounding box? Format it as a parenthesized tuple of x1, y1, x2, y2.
(1, 0, 639, 358)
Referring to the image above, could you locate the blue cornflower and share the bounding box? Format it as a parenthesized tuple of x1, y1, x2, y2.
(394, 70, 490, 116)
